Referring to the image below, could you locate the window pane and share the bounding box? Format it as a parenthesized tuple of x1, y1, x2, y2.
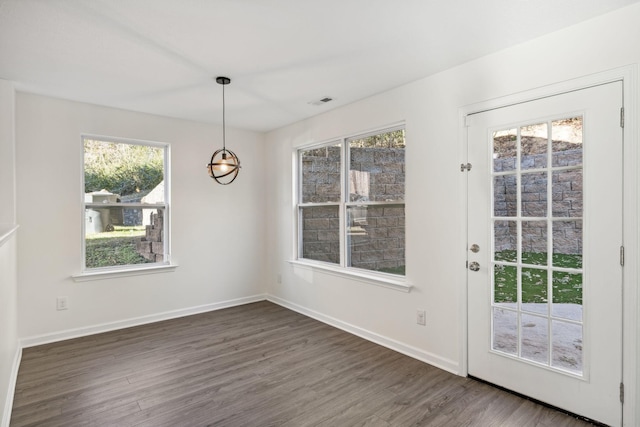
(494, 174, 517, 217)
(493, 307, 517, 355)
(552, 271, 582, 321)
(521, 220, 547, 266)
(494, 220, 517, 262)
(520, 123, 548, 170)
(84, 138, 167, 270)
(553, 220, 582, 269)
(494, 264, 516, 305)
(521, 314, 549, 364)
(85, 208, 164, 268)
(300, 206, 340, 264)
(84, 139, 164, 202)
(300, 144, 341, 203)
(552, 169, 582, 217)
(493, 129, 516, 172)
(552, 117, 582, 167)
(348, 129, 405, 202)
(552, 320, 582, 374)
(521, 267, 547, 315)
(347, 204, 405, 275)
(521, 172, 547, 217)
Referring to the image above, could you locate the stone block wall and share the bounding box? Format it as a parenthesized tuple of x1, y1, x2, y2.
(301, 206, 340, 264)
(349, 148, 405, 201)
(348, 205, 405, 272)
(301, 146, 341, 203)
(136, 209, 164, 262)
(493, 149, 582, 255)
(300, 146, 405, 272)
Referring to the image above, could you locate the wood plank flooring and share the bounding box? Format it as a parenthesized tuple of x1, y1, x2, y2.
(11, 301, 596, 426)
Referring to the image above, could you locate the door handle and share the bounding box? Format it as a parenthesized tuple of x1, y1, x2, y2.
(469, 261, 480, 271)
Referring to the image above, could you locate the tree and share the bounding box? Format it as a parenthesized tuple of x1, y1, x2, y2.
(84, 139, 164, 196)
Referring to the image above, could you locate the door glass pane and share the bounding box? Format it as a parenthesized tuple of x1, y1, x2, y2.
(553, 220, 582, 269)
(300, 144, 341, 203)
(494, 175, 517, 217)
(493, 128, 517, 172)
(494, 265, 517, 305)
(552, 169, 582, 217)
(494, 220, 517, 262)
(551, 320, 583, 374)
(521, 123, 548, 170)
(552, 117, 583, 167)
(493, 308, 517, 355)
(521, 172, 547, 217)
(521, 220, 547, 265)
(521, 267, 547, 315)
(521, 314, 549, 364)
(552, 271, 582, 321)
(300, 206, 340, 264)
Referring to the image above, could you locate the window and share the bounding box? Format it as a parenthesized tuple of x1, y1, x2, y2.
(82, 136, 169, 272)
(297, 126, 405, 277)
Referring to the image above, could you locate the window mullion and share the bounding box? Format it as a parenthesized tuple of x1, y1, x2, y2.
(341, 137, 348, 268)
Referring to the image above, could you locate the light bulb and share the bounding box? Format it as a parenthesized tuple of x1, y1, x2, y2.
(218, 157, 231, 173)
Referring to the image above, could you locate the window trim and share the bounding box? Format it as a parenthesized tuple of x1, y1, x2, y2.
(294, 124, 409, 289)
(79, 134, 173, 277)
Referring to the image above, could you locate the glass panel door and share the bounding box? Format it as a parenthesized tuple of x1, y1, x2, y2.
(467, 82, 623, 426)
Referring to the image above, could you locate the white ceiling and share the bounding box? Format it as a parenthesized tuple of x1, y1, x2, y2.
(0, 0, 638, 132)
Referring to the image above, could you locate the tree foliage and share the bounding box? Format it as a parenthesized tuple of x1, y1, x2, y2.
(84, 139, 164, 196)
(349, 129, 405, 148)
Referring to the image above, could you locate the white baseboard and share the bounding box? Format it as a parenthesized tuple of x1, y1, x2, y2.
(267, 295, 460, 375)
(20, 294, 267, 348)
(1, 345, 21, 427)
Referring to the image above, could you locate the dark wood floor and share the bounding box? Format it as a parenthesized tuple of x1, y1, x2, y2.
(11, 301, 595, 426)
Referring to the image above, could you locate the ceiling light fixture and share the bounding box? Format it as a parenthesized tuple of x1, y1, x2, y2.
(207, 76, 240, 185)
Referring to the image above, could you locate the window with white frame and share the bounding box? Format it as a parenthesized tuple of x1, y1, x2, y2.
(297, 126, 405, 276)
(82, 136, 169, 271)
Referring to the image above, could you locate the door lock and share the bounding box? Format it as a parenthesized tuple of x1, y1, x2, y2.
(470, 244, 480, 253)
(468, 261, 480, 271)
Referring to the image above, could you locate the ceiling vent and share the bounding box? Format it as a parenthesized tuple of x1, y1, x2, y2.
(308, 97, 333, 106)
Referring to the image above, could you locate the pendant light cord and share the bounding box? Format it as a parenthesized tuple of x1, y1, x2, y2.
(222, 82, 226, 151)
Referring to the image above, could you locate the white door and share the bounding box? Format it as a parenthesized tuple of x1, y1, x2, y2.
(467, 82, 623, 426)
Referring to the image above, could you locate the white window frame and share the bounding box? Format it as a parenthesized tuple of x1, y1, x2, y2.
(292, 124, 410, 292)
(74, 134, 175, 281)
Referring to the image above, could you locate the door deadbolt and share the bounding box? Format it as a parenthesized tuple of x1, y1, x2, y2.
(468, 261, 480, 271)
(470, 244, 480, 253)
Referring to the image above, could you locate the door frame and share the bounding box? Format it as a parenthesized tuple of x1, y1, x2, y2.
(458, 65, 638, 425)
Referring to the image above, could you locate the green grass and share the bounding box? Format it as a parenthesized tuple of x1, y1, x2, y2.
(494, 251, 582, 305)
(377, 265, 406, 275)
(85, 226, 150, 268)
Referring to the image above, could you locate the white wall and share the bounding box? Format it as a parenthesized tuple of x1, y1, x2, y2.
(0, 80, 16, 226)
(265, 2, 640, 420)
(0, 80, 19, 427)
(15, 94, 267, 340)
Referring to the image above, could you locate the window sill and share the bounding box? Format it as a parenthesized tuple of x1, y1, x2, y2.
(0, 224, 19, 248)
(72, 263, 178, 282)
(288, 260, 411, 293)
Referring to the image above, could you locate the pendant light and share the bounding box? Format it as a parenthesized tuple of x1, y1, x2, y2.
(207, 76, 240, 184)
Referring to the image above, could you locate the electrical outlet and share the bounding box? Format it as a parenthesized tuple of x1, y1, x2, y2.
(416, 310, 426, 326)
(277, 273, 282, 284)
(57, 296, 69, 311)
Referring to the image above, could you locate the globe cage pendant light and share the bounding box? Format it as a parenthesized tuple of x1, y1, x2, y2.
(207, 76, 240, 184)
